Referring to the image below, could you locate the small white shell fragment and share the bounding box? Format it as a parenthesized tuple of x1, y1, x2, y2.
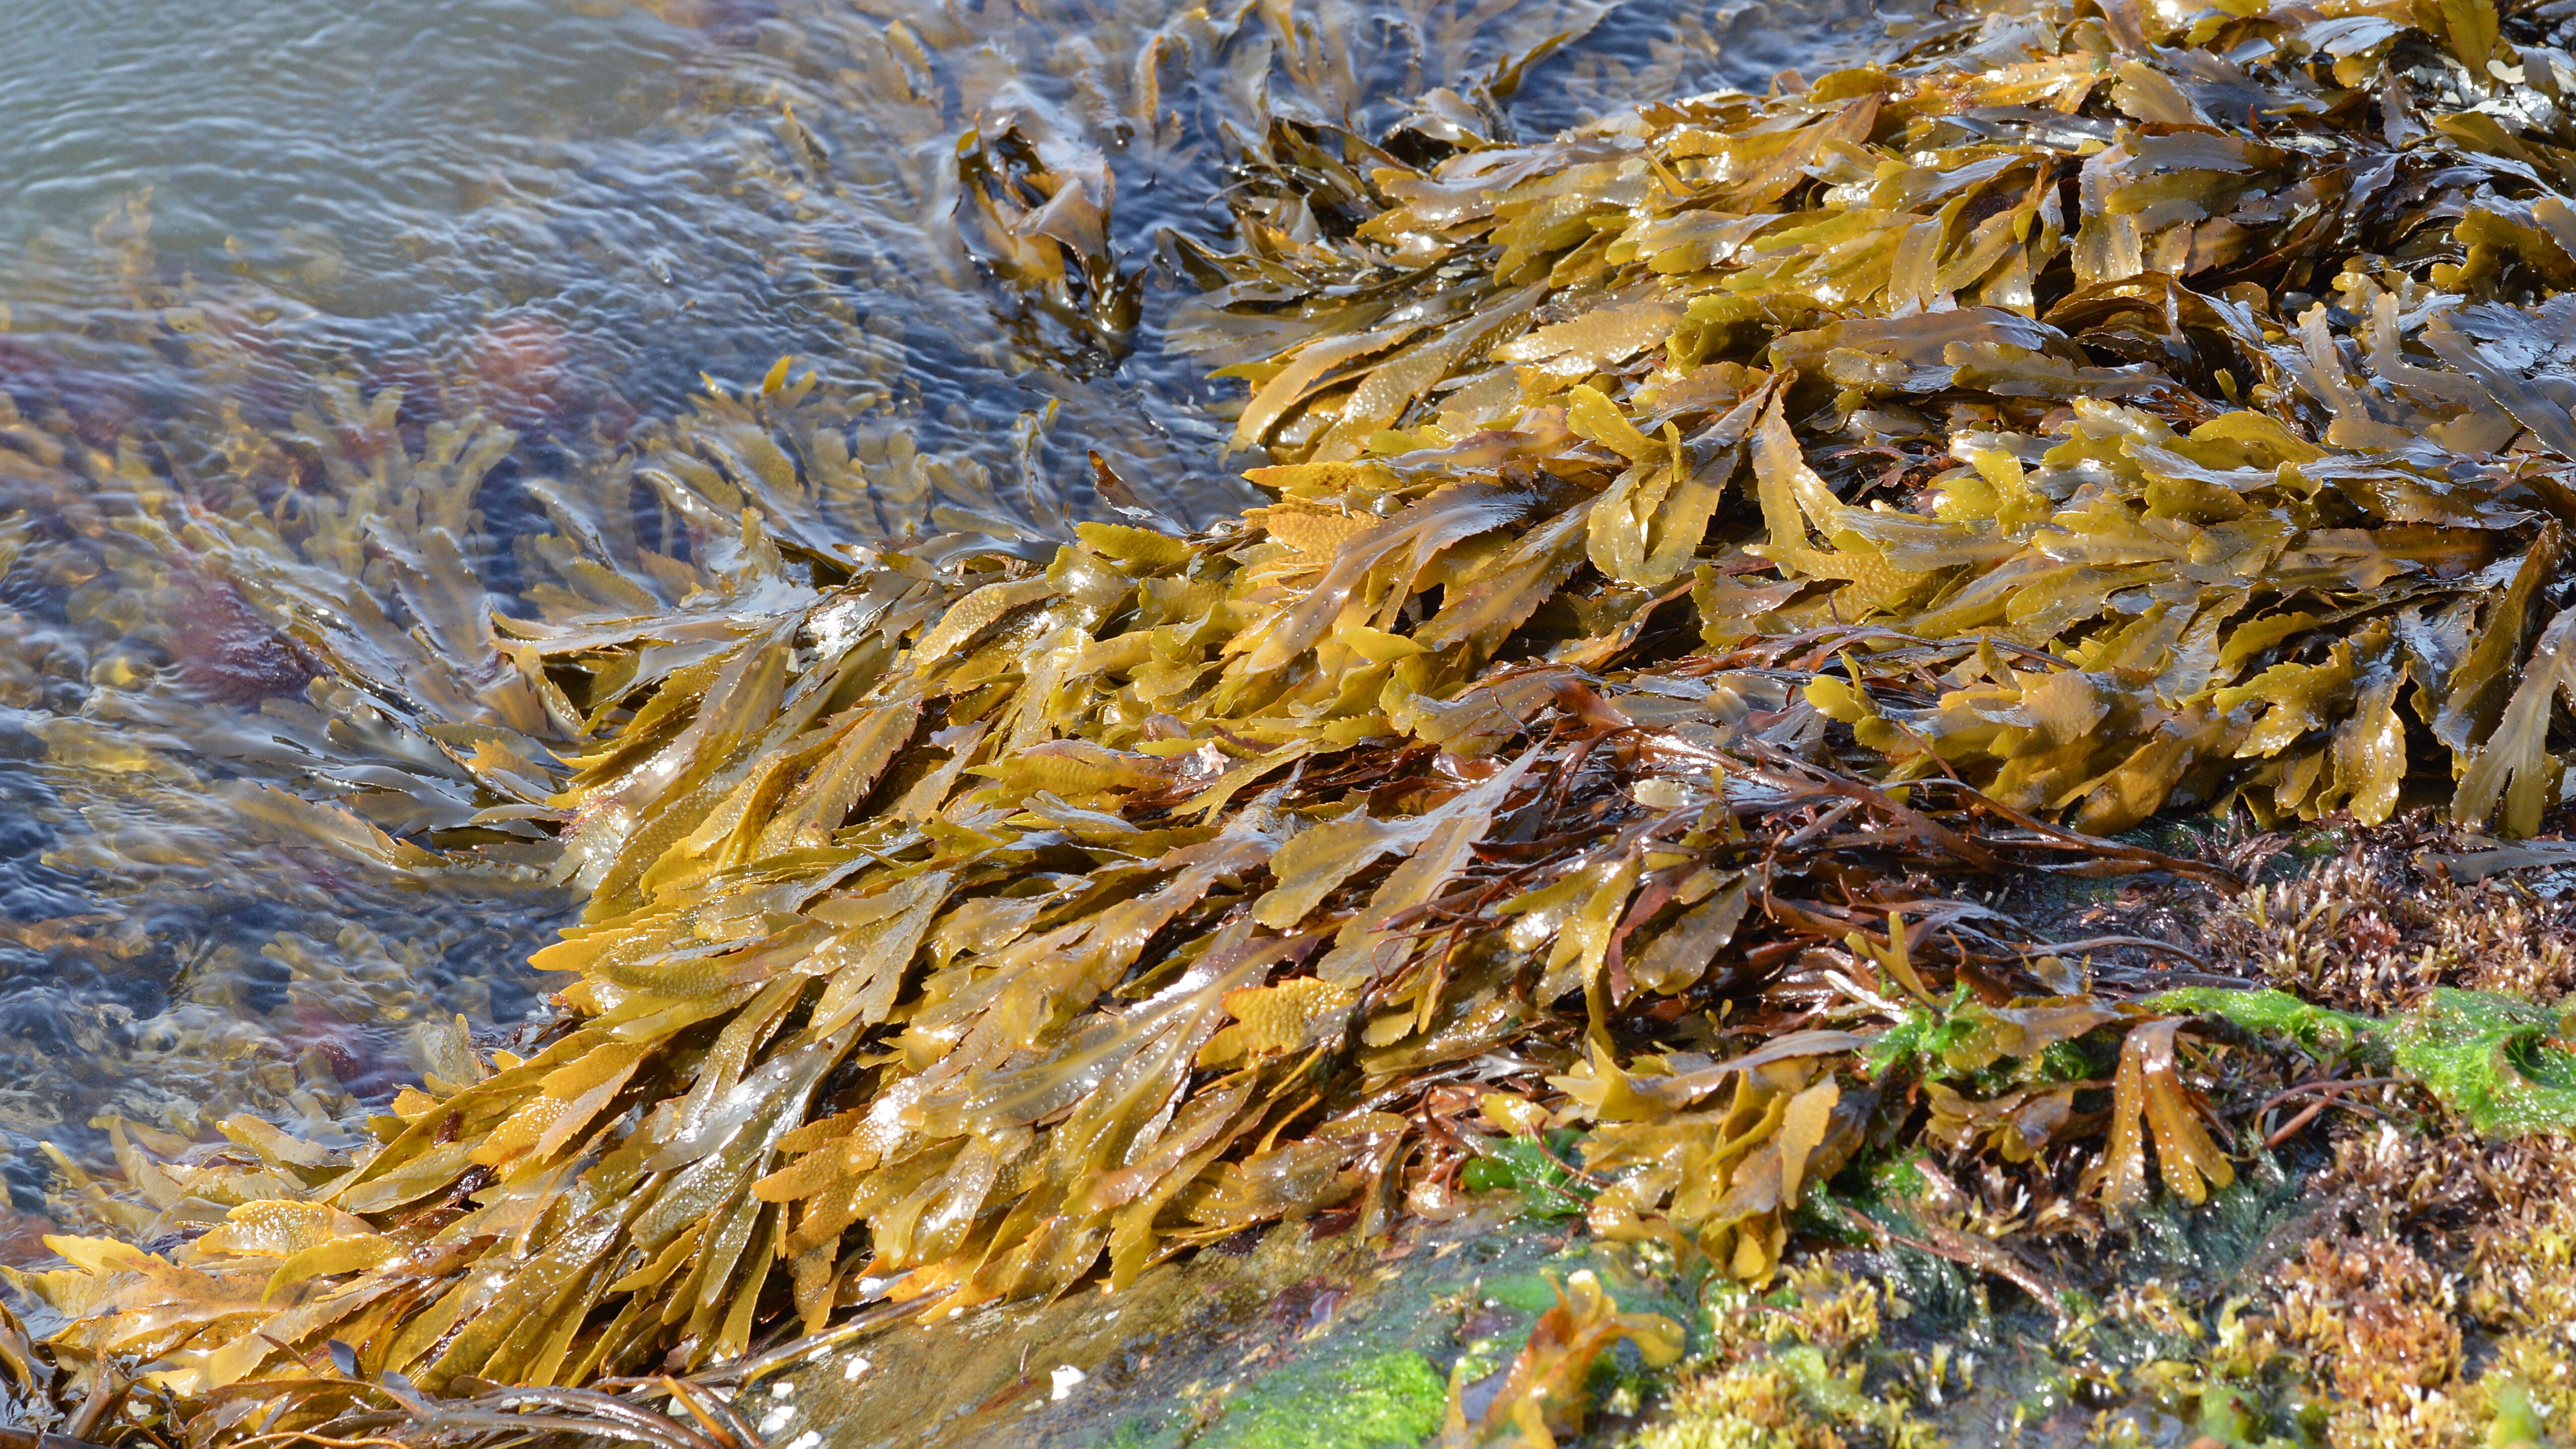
(1050, 1365, 1088, 1402)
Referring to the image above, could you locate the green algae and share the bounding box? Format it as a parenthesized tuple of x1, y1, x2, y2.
(1458, 1138, 1593, 1223)
(1479, 1273, 1563, 1317)
(2389, 990, 2576, 1138)
(1192, 1350, 1445, 1449)
(2159, 985, 2576, 1137)
(731, 1204, 1695, 1449)
(2154, 987, 2382, 1061)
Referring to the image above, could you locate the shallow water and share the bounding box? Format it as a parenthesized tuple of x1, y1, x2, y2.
(0, 0, 1898, 1235)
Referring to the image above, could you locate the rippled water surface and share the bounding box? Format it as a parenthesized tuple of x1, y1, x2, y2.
(0, 0, 1896, 1243)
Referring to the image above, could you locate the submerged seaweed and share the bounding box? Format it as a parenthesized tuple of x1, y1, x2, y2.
(1, 0, 2574, 1441)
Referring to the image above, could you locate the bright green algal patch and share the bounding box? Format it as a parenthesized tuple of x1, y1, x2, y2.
(2155, 987, 2381, 1058)
(1481, 1271, 1565, 1316)
(2157, 986, 2576, 1137)
(1768, 1345, 1870, 1421)
(1860, 989, 1974, 1077)
(1867, 1149, 1930, 1205)
(1194, 1349, 1446, 1449)
(2390, 989, 2576, 1137)
(1460, 1135, 1594, 1220)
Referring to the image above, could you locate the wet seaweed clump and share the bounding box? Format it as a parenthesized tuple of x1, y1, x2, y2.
(4, 0, 2576, 1441)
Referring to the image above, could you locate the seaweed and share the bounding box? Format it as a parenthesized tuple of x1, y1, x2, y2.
(1, 0, 2575, 1440)
(2159, 985, 2576, 1137)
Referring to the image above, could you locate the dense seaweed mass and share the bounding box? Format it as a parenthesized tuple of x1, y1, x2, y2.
(2, 0, 2576, 1442)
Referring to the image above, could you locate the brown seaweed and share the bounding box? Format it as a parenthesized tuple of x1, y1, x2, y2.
(3, 0, 2576, 1441)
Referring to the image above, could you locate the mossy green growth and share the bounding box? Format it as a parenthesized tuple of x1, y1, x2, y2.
(1193, 1349, 1445, 1449)
(2157, 987, 2576, 1138)
(2389, 989, 2576, 1138)
(1769, 1346, 1869, 1421)
(1861, 987, 1978, 1076)
(1100, 1421, 1174, 1449)
(1481, 1271, 1564, 1315)
(2155, 987, 2382, 1059)
(1460, 1134, 1592, 1220)
(2486, 1378, 2546, 1449)
(1860, 987, 2113, 1100)
(1867, 1150, 1930, 1204)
